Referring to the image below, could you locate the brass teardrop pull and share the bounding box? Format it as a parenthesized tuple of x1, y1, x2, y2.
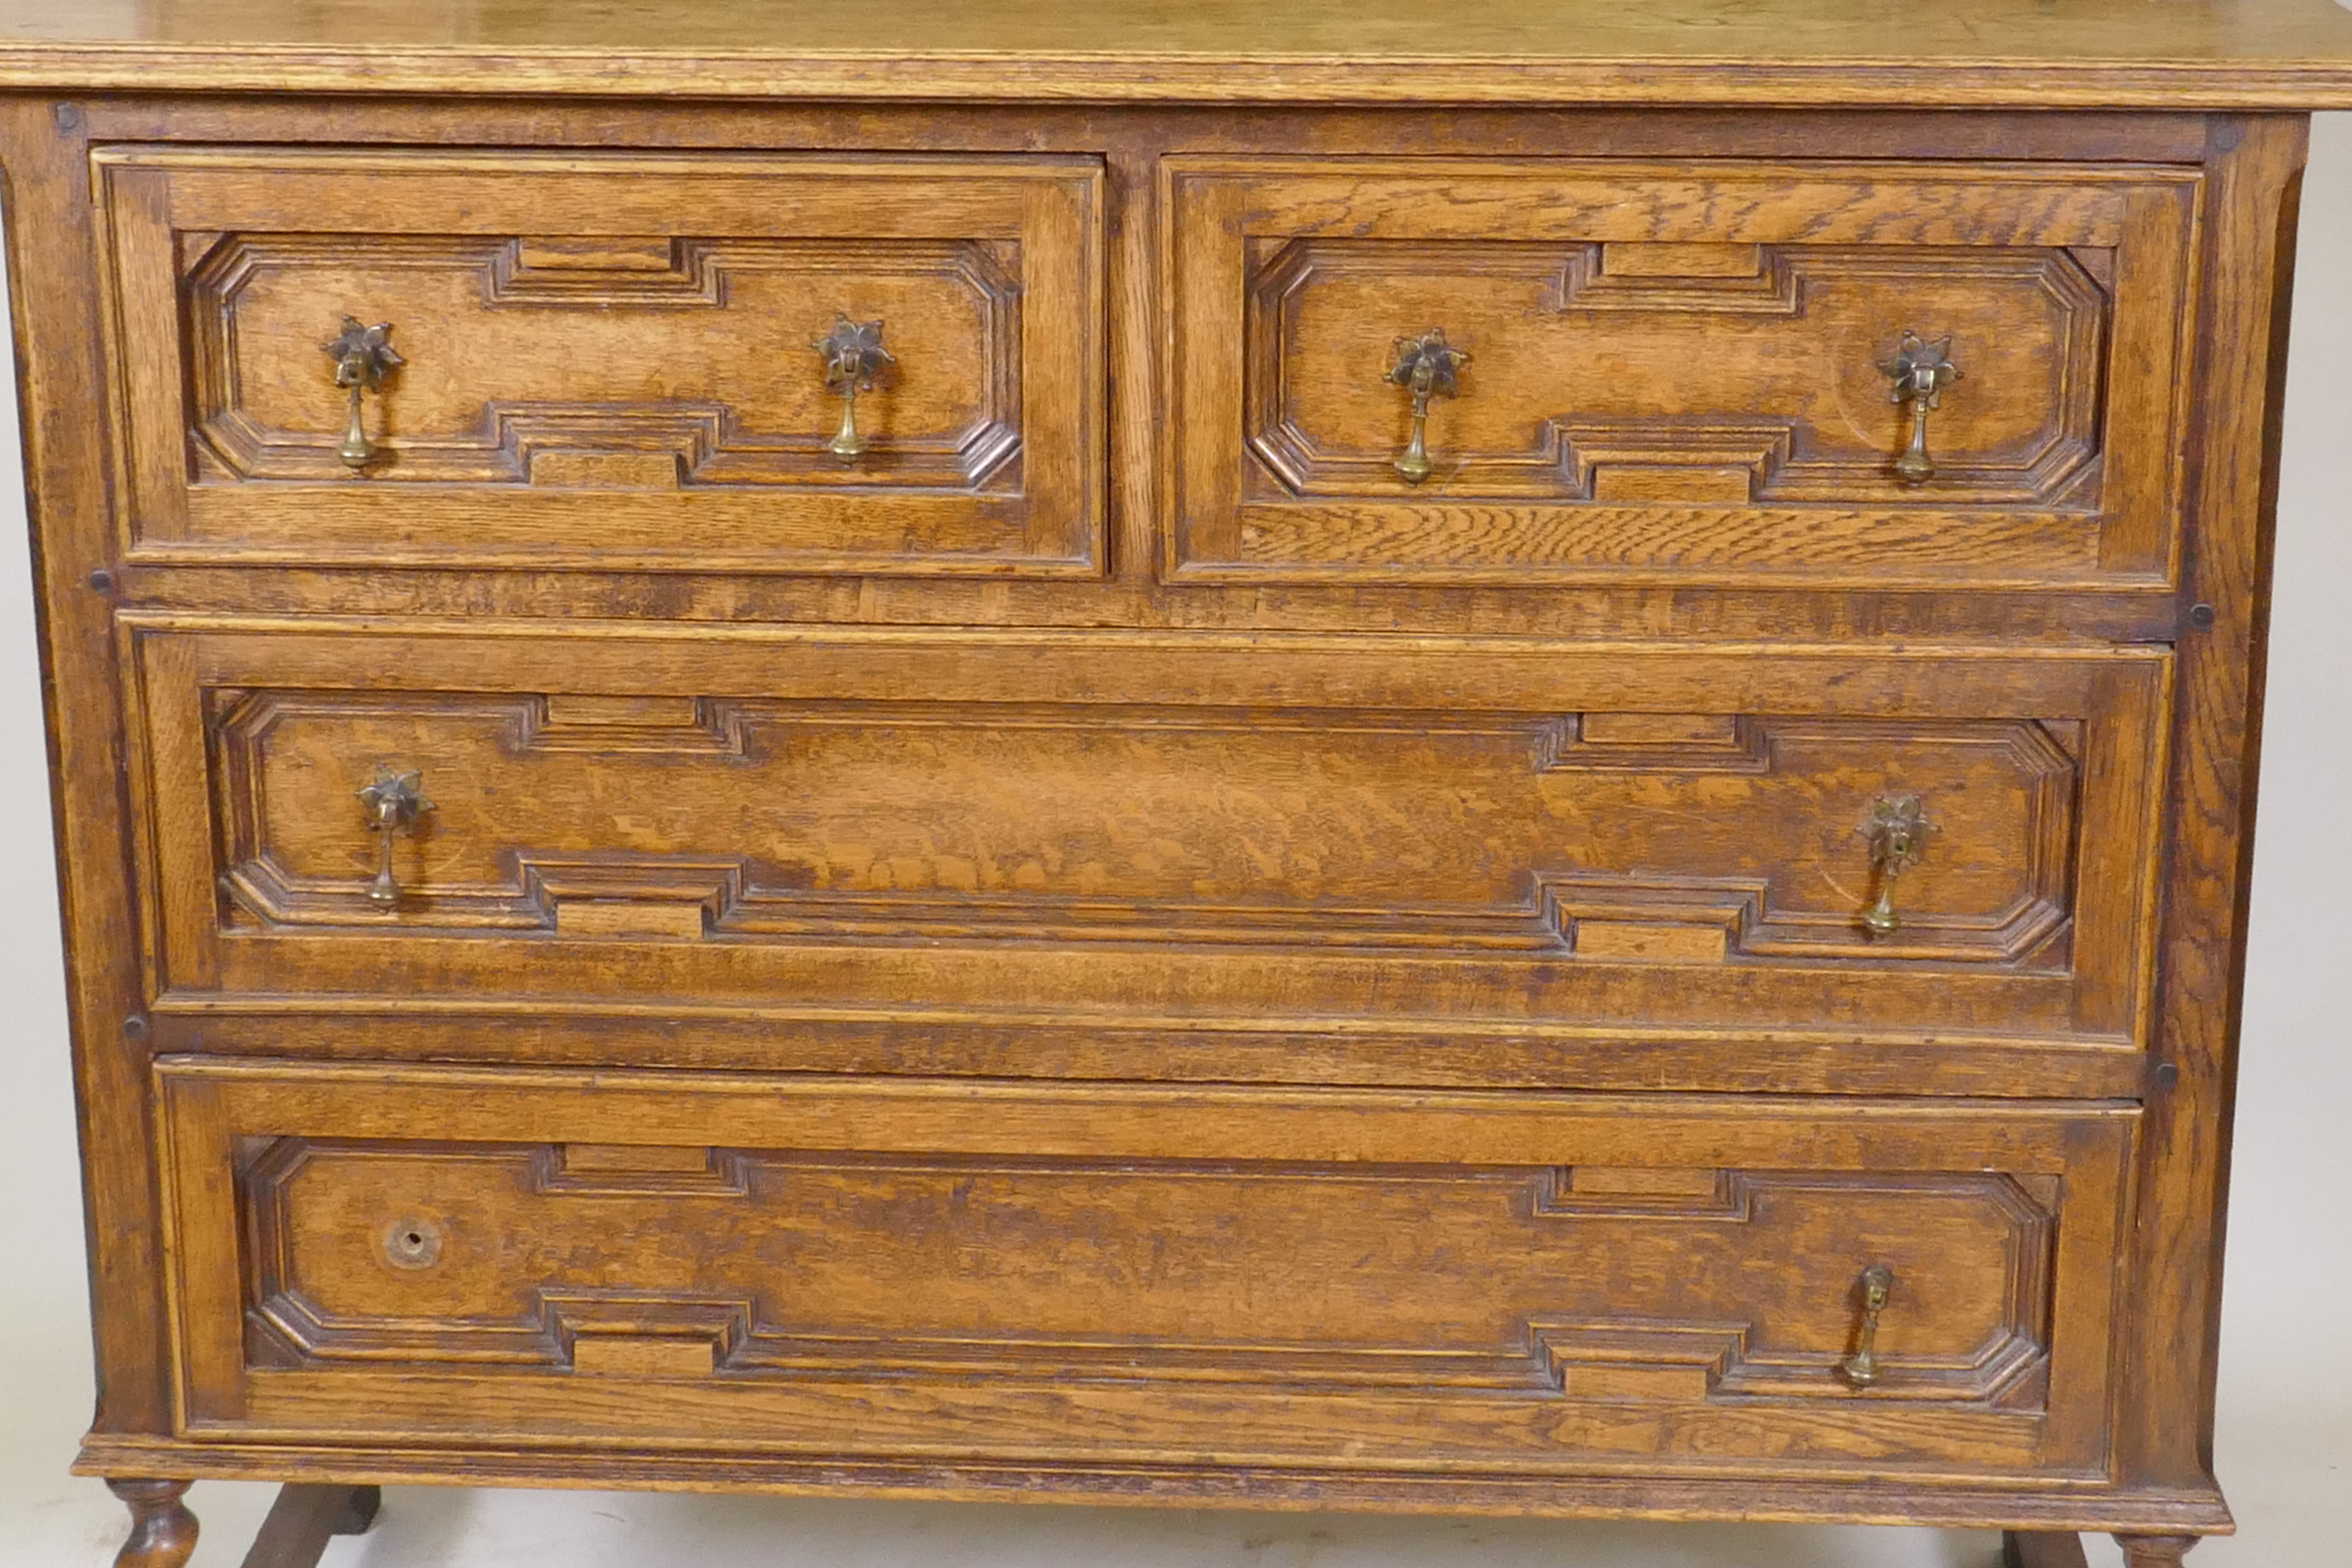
(814, 313, 895, 460)
(1878, 330, 1962, 486)
(1386, 328, 1469, 484)
(1840, 1265, 1896, 1388)
(324, 316, 403, 470)
(1859, 794, 1933, 936)
(356, 766, 434, 909)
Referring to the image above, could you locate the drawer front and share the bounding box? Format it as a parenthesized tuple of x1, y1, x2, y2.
(128, 619, 2167, 1054)
(160, 1059, 2133, 1479)
(1166, 157, 2198, 587)
(96, 147, 1104, 573)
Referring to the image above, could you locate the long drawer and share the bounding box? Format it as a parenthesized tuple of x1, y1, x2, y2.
(158, 1057, 2134, 1480)
(119, 620, 2163, 1062)
(125, 618, 2169, 1057)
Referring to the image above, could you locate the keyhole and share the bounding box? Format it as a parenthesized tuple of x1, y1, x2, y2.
(382, 1216, 444, 1269)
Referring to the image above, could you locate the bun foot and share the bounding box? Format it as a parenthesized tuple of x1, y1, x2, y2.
(104, 1479, 196, 1568)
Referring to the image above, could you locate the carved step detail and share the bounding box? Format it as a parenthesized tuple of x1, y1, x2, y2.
(237, 1136, 2056, 1406)
(186, 234, 1022, 489)
(1246, 239, 2105, 505)
(211, 689, 2079, 965)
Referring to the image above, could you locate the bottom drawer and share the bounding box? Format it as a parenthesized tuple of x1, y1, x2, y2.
(158, 1059, 2133, 1482)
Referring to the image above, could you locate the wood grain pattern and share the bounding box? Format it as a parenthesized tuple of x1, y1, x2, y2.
(158, 1058, 2132, 1479)
(73, 1431, 2236, 1533)
(105, 1478, 197, 1568)
(1169, 158, 2197, 585)
(97, 149, 1106, 575)
(243, 1149, 2051, 1402)
(121, 621, 2167, 1046)
(1, 0, 2351, 105)
(0, 94, 180, 1440)
(126, 1010, 2155, 1103)
(0, 27, 2307, 1558)
(2112, 114, 2306, 1499)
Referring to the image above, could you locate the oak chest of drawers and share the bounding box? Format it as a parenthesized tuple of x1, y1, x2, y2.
(8, 4, 2352, 1566)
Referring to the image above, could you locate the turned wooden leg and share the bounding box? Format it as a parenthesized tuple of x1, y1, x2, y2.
(105, 1479, 197, 1568)
(2003, 1531, 2090, 1568)
(2114, 1536, 2201, 1568)
(238, 1483, 383, 1568)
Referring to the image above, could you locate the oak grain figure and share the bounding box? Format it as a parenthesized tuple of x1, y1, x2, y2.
(0, 2, 2344, 1566)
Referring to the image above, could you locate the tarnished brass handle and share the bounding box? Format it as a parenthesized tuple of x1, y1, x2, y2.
(814, 314, 895, 460)
(1387, 328, 1469, 484)
(1878, 330, 1962, 486)
(324, 316, 403, 470)
(1841, 1265, 1896, 1387)
(1860, 793, 1933, 936)
(357, 766, 433, 909)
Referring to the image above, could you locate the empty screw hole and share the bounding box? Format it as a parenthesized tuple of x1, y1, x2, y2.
(384, 1218, 443, 1267)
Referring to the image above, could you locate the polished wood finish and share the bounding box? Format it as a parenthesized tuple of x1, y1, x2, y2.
(125, 621, 2164, 1050)
(237, 1485, 379, 1568)
(1171, 158, 2194, 587)
(104, 1478, 197, 1568)
(2114, 1537, 2200, 1568)
(158, 1060, 2131, 1472)
(5, 0, 2341, 1561)
(1, 0, 2351, 106)
(100, 147, 1104, 576)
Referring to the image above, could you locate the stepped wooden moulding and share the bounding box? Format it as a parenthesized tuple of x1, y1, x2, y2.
(6, 3, 2351, 1567)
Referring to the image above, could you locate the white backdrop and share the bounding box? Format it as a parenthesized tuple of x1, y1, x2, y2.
(0, 117, 2345, 1568)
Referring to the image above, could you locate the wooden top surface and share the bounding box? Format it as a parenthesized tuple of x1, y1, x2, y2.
(1, 0, 2351, 106)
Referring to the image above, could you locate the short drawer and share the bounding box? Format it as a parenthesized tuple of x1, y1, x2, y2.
(159, 1058, 2133, 1480)
(96, 146, 1104, 574)
(1166, 156, 2199, 587)
(126, 618, 2167, 1062)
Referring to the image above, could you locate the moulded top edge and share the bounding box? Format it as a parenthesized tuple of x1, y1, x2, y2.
(5, 51, 2352, 109)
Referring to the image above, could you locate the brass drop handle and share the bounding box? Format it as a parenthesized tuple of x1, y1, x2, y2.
(814, 313, 895, 460)
(324, 316, 403, 470)
(1860, 793, 1933, 936)
(1841, 1265, 1896, 1387)
(1878, 330, 1962, 486)
(357, 766, 433, 909)
(1387, 328, 1469, 485)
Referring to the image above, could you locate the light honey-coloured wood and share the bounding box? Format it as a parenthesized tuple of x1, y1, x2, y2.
(1172, 158, 2194, 586)
(570, 1336, 720, 1380)
(2, 0, 2352, 106)
(98, 148, 1107, 575)
(1572, 922, 1730, 964)
(123, 621, 2164, 1045)
(0, 10, 2322, 1564)
(161, 1058, 2130, 1475)
(1569, 1168, 1726, 1198)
